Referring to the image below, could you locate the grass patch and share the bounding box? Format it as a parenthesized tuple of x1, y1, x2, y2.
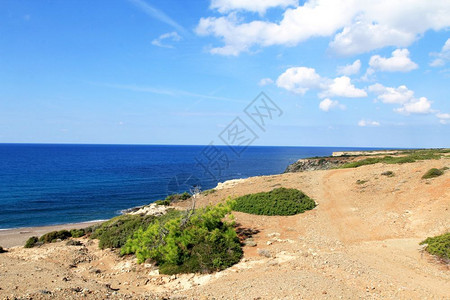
(420, 232, 450, 262)
(422, 168, 444, 179)
(122, 203, 242, 274)
(356, 179, 368, 185)
(231, 187, 316, 216)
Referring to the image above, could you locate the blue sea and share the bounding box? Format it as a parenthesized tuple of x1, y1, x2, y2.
(0, 144, 381, 229)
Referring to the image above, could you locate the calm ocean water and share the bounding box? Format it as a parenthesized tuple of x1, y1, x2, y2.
(0, 144, 380, 229)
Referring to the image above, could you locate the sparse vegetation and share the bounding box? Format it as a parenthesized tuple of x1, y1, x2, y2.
(231, 188, 316, 216)
(381, 171, 395, 177)
(122, 203, 242, 274)
(420, 232, 450, 262)
(201, 188, 216, 196)
(24, 236, 39, 248)
(155, 192, 191, 206)
(422, 168, 444, 179)
(66, 240, 83, 246)
(340, 149, 446, 169)
(356, 179, 368, 185)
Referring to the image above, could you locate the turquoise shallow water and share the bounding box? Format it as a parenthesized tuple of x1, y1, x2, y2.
(0, 144, 381, 229)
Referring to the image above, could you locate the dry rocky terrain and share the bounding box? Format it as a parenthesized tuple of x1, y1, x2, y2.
(1, 156, 449, 299)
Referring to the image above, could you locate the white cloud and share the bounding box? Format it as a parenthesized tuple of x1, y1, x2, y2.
(210, 0, 298, 14)
(430, 38, 450, 67)
(276, 67, 323, 95)
(319, 98, 345, 111)
(320, 76, 367, 98)
(368, 49, 418, 72)
(277, 67, 366, 100)
(151, 32, 182, 48)
(258, 78, 274, 86)
(436, 113, 450, 124)
(337, 59, 361, 76)
(358, 119, 380, 127)
(197, 0, 450, 56)
(394, 97, 432, 114)
(368, 84, 414, 104)
(369, 83, 433, 114)
(329, 19, 415, 56)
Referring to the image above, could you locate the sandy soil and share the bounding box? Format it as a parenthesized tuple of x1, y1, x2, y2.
(0, 158, 449, 299)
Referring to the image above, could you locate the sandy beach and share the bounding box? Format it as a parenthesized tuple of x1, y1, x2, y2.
(0, 220, 105, 248)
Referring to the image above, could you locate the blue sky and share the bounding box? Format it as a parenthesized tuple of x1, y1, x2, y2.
(1, 0, 449, 147)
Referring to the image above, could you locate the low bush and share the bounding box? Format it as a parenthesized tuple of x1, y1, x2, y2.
(90, 214, 159, 249)
(122, 203, 242, 274)
(24, 236, 39, 248)
(66, 240, 83, 246)
(381, 171, 394, 177)
(39, 230, 72, 243)
(356, 179, 368, 185)
(420, 232, 450, 261)
(70, 229, 86, 238)
(422, 168, 444, 179)
(155, 192, 192, 206)
(0, 246, 6, 253)
(231, 188, 316, 216)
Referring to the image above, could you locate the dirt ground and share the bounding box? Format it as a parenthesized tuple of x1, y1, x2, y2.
(0, 158, 449, 299)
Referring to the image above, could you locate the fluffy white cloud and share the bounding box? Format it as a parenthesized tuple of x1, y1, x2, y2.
(368, 84, 414, 104)
(277, 67, 366, 100)
(276, 67, 323, 95)
(319, 98, 345, 111)
(210, 0, 298, 14)
(394, 97, 432, 114)
(436, 113, 450, 124)
(368, 49, 418, 72)
(259, 78, 274, 86)
(337, 59, 361, 75)
(370, 83, 433, 114)
(197, 0, 450, 56)
(430, 38, 450, 67)
(151, 32, 182, 48)
(358, 119, 380, 127)
(320, 76, 367, 98)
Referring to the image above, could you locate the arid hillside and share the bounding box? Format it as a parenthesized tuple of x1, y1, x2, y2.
(1, 156, 449, 299)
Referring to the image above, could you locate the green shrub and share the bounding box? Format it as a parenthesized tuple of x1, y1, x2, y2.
(155, 199, 171, 206)
(122, 203, 242, 274)
(356, 179, 368, 185)
(0, 246, 6, 253)
(24, 236, 39, 248)
(155, 192, 192, 206)
(420, 232, 450, 261)
(381, 171, 394, 177)
(422, 168, 444, 179)
(231, 188, 316, 216)
(70, 229, 86, 238)
(39, 230, 71, 243)
(340, 151, 442, 169)
(90, 214, 159, 249)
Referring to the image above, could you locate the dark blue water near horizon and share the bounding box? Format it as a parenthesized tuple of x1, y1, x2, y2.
(0, 144, 383, 229)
